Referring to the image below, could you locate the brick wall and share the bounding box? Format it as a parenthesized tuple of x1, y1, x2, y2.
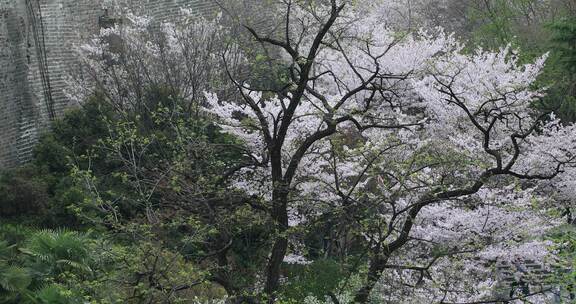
(0, 1, 40, 168)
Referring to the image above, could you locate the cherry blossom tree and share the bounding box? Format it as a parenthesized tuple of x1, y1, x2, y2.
(67, 10, 241, 114)
(204, 0, 576, 302)
(66, 1, 576, 303)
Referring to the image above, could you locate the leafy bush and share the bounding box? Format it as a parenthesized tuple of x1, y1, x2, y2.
(0, 167, 49, 219)
(0, 226, 92, 304)
(25, 229, 92, 276)
(281, 259, 346, 301)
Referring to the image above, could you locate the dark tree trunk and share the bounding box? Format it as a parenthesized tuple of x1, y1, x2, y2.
(264, 235, 288, 299)
(353, 255, 389, 303)
(263, 158, 290, 302)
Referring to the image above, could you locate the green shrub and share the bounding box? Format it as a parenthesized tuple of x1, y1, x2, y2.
(0, 166, 86, 228)
(0, 225, 102, 304)
(282, 259, 346, 301)
(25, 229, 92, 277)
(0, 167, 49, 219)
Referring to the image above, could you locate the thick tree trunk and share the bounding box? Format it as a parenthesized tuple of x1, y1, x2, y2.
(264, 236, 288, 297)
(263, 187, 289, 302)
(353, 255, 389, 303)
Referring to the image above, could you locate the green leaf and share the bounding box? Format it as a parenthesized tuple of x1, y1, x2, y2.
(0, 266, 31, 292)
